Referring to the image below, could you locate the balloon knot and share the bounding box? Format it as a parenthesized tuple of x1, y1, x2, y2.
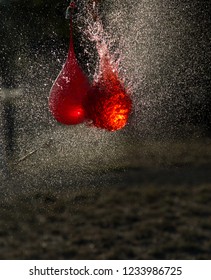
(69, 1, 76, 9)
(65, 1, 76, 19)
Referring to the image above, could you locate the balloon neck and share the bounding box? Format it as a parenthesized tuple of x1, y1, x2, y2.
(66, 3, 76, 58)
(68, 17, 75, 57)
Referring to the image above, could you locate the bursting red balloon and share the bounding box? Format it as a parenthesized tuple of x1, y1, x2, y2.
(48, 6, 90, 125)
(84, 46, 132, 131)
(49, 2, 132, 131)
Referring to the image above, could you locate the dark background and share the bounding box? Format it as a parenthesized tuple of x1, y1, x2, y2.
(0, 0, 210, 131)
(0, 0, 211, 260)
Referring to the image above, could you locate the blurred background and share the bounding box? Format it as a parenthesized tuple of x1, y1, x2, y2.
(0, 0, 211, 259)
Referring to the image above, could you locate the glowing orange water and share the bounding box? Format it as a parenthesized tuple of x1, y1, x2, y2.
(48, 10, 90, 125)
(85, 37, 132, 131)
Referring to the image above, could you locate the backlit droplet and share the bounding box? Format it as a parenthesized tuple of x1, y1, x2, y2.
(49, 6, 90, 125)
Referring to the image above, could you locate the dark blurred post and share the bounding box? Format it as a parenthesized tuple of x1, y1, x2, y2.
(1, 89, 19, 158)
(0, 88, 22, 184)
(0, 93, 9, 182)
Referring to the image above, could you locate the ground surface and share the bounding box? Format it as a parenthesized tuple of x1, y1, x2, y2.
(0, 136, 211, 259)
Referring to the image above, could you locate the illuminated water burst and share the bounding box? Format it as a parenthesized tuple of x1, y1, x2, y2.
(84, 4, 132, 131)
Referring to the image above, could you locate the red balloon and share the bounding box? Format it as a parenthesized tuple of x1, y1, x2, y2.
(49, 13, 90, 125)
(85, 47, 132, 131)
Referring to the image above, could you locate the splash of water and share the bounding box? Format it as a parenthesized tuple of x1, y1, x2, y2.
(84, 4, 132, 131)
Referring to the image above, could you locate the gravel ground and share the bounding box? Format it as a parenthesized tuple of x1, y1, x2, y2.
(0, 137, 211, 259)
